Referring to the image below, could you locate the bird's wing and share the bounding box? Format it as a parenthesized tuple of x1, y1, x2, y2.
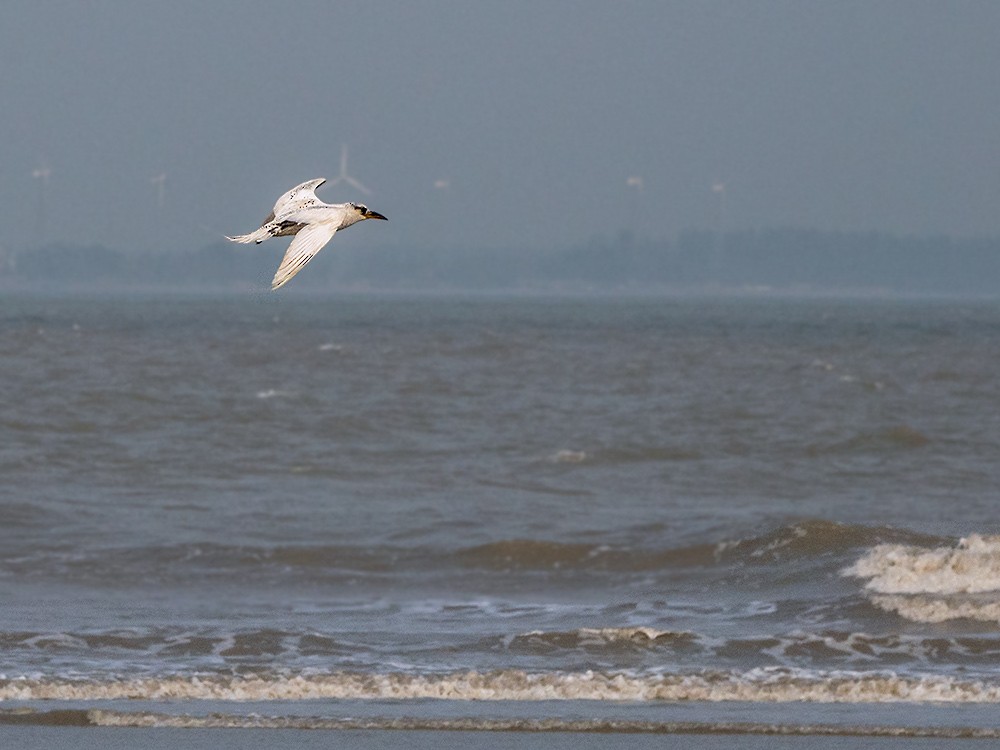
(271, 221, 339, 290)
(228, 179, 327, 245)
(272, 178, 327, 216)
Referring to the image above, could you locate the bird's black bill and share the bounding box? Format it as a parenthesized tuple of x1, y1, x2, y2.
(367, 211, 388, 221)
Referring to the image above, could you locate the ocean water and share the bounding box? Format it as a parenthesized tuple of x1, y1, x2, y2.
(2, 291, 1000, 737)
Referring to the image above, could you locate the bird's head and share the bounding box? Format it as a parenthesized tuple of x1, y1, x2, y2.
(350, 202, 388, 221)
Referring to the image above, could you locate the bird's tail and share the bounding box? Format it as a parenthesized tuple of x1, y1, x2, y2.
(226, 226, 271, 244)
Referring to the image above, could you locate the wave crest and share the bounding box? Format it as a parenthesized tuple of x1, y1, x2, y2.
(502, 628, 699, 654)
(3, 668, 1000, 704)
(714, 520, 940, 565)
(847, 535, 1000, 595)
(806, 425, 931, 457)
(845, 534, 1000, 623)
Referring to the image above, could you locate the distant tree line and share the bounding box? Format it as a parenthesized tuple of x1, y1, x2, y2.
(3, 228, 1000, 295)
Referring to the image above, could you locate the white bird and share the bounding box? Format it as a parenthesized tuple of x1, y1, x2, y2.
(227, 178, 387, 290)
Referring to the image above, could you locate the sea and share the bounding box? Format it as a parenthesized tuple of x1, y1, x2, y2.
(2, 290, 1000, 740)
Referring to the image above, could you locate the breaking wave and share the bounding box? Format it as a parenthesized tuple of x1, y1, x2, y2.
(457, 520, 944, 572)
(2, 668, 1000, 704)
(2, 520, 950, 582)
(712, 519, 941, 565)
(845, 534, 1000, 623)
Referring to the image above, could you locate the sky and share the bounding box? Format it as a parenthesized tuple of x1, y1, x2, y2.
(1, 0, 999, 255)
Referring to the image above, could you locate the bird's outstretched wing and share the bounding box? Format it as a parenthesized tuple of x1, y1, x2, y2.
(272, 178, 327, 216)
(271, 221, 339, 290)
(227, 179, 327, 245)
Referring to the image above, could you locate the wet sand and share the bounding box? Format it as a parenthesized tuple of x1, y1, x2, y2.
(0, 726, 990, 749)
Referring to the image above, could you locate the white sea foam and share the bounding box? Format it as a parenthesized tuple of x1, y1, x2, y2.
(844, 535, 1000, 623)
(4, 668, 1000, 704)
(552, 450, 587, 464)
(864, 595, 1000, 624)
(575, 627, 672, 642)
(511, 627, 682, 647)
(255, 389, 295, 399)
(845, 535, 1000, 594)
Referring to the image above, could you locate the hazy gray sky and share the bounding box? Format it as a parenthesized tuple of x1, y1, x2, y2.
(2, 0, 998, 253)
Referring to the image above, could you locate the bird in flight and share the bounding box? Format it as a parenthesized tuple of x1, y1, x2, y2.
(227, 178, 387, 290)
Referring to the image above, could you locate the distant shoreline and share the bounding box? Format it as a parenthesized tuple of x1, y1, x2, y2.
(1, 280, 997, 302)
(3, 227, 1000, 297)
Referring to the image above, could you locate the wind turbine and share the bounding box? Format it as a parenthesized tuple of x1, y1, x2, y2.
(712, 181, 727, 227)
(328, 144, 372, 196)
(711, 181, 728, 276)
(31, 163, 52, 244)
(151, 172, 167, 210)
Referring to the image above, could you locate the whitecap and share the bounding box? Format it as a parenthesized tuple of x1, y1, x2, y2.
(552, 450, 587, 464)
(256, 389, 295, 399)
(844, 535, 1000, 623)
(742, 600, 778, 616)
(844, 534, 1000, 595)
(5, 667, 1000, 704)
(866, 595, 1000, 624)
